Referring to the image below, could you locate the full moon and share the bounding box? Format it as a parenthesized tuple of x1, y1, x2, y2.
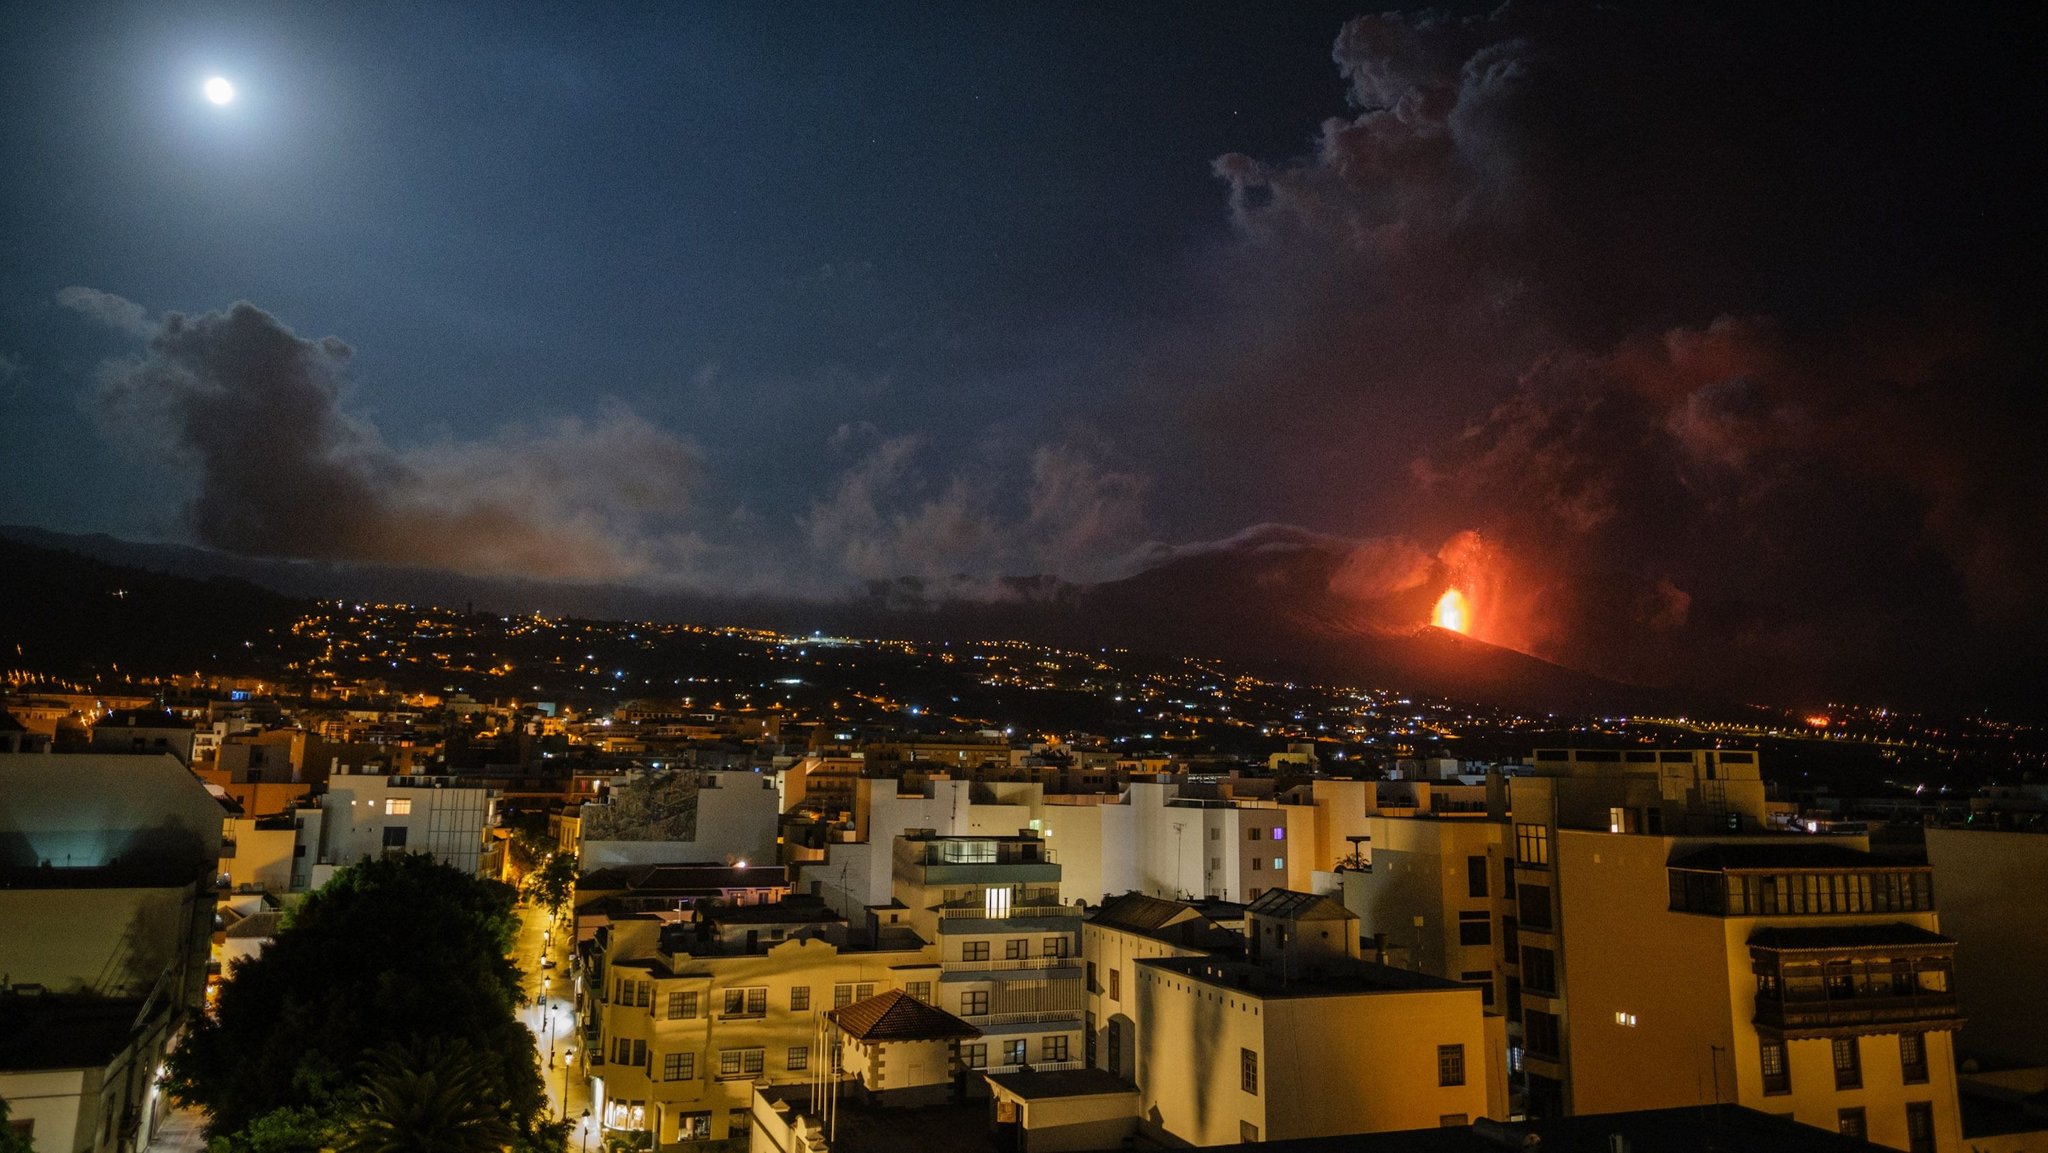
(204, 77, 234, 105)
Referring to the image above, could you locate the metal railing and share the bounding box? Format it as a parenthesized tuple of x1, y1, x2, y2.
(946, 958, 1077, 973)
(1754, 992, 1961, 1035)
(960, 1010, 1082, 1027)
(939, 904, 1080, 920)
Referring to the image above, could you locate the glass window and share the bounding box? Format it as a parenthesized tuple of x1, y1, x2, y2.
(960, 1043, 987, 1069)
(906, 981, 932, 1003)
(1522, 947, 1558, 995)
(1838, 1108, 1866, 1140)
(663, 1052, 693, 1081)
(1516, 824, 1550, 868)
(1760, 1039, 1790, 1095)
(1006, 939, 1028, 960)
(1905, 1102, 1935, 1153)
(668, 991, 697, 1020)
(384, 797, 412, 815)
(1110, 968, 1121, 1001)
(962, 941, 990, 962)
(1043, 936, 1067, 957)
(1459, 911, 1492, 946)
(1833, 1037, 1862, 1090)
(1241, 1048, 1259, 1094)
(1044, 1035, 1068, 1062)
(1900, 1033, 1928, 1083)
(1439, 1044, 1466, 1087)
(1468, 855, 1489, 897)
(1002, 1039, 1026, 1066)
(787, 1046, 808, 1071)
(962, 990, 989, 1016)
(1519, 884, 1554, 930)
(789, 986, 809, 1012)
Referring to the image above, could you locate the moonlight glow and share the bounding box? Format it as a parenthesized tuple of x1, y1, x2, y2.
(204, 77, 235, 105)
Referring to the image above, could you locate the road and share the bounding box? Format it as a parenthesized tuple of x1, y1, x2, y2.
(514, 899, 595, 1144)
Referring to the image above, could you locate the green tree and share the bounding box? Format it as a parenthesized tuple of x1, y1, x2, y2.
(523, 852, 578, 923)
(339, 1038, 517, 1153)
(170, 855, 544, 1145)
(0, 1097, 38, 1153)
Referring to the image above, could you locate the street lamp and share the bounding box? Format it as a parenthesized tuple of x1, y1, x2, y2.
(579, 1108, 591, 1153)
(561, 1048, 574, 1122)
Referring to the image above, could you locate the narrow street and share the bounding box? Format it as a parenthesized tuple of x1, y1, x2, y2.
(513, 899, 595, 1145)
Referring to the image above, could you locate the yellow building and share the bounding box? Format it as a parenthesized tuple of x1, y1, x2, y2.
(1336, 815, 1511, 1008)
(588, 902, 937, 1145)
(892, 832, 1085, 1077)
(1555, 832, 1962, 1152)
(1081, 892, 1241, 1079)
(1134, 951, 1505, 1144)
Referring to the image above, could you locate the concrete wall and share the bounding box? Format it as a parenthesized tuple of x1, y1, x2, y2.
(1924, 827, 2048, 1065)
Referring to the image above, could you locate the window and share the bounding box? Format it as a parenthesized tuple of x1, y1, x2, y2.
(834, 983, 854, 1008)
(960, 1043, 987, 1069)
(1043, 936, 1068, 957)
(984, 886, 1012, 918)
(1248, 828, 1262, 841)
(1501, 915, 1517, 954)
(906, 981, 932, 1003)
(1759, 1039, 1790, 1096)
(384, 797, 412, 815)
(676, 1114, 711, 1141)
(613, 1038, 646, 1067)
(1006, 939, 1028, 960)
(1468, 855, 1489, 898)
(1837, 1108, 1866, 1140)
(789, 986, 810, 1012)
(1002, 1039, 1026, 1067)
(1525, 1010, 1561, 1060)
(1085, 1011, 1097, 1066)
(1109, 968, 1121, 1002)
(1461, 971, 1495, 1007)
(1900, 1033, 1928, 1084)
(1518, 884, 1553, 930)
(1210, 828, 1219, 840)
(1044, 1036, 1068, 1062)
(1272, 856, 1285, 870)
(962, 990, 989, 1016)
(1240, 1121, 1259, 1142)
(1522, 947, 1557, 995)
(1087, 961, 1099, 993)
(1438, 1044, 1466, 1087)
(724, 987, 766, 1017)
(1905, 1102, 1935, 1153)
(718, 1048, 765, 1077)
(1272, 827, 1285, 841)
(663, 1052, 694, 1081)
(962, 941, 990, 963)
(1459, 911, 1492, 946)
(787, 1046, 809, 1071)
(635, 981, 651, 1008)
(1516, 823, 1550, 868)
(1241, 1048, 1259, 1094)
(382, 825, 408, 849)
(667, 990, 698, 1020)
(1833, 1036, 1862, 1090)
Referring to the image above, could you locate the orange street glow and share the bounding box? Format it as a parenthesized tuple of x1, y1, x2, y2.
(1433, 588, 1469, 634)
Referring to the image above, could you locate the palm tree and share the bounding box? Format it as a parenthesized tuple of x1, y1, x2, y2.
(341, 1038, 519, 1153)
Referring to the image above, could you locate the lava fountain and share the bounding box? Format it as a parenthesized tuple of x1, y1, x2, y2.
(1432, 588, 1470, 634)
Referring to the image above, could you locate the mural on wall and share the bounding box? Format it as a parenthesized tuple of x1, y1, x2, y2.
(581, 769, 699, 842)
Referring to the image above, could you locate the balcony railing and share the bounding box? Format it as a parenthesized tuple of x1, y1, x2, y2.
(940, 904, 1080, 920)
(946, 958, 1077, 973)
(960, 1010, 1081, 1027)
(982, 1060, 1083, 1075)
(1754, 992, 1961, 1038)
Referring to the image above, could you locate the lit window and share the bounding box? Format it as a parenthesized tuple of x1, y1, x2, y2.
(985, 887, 1012, 918)
(1613, 1011, 1637, 1027)
(384, 798, 411, 815)
(1271, 828, 1285, 841)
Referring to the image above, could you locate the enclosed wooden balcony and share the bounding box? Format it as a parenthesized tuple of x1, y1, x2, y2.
(1749, 923, 1962, 1039)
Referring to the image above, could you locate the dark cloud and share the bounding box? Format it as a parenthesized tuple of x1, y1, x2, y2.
(1163, 4, 2045, 703)
(85, 296, 706, 582)
(804, 423, 1147, 591)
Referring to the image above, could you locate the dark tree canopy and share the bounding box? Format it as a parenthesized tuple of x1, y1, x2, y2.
(169, 855, 545, 1146)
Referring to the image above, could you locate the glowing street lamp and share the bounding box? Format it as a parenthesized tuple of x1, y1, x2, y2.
(580, 1108, 591, 1153)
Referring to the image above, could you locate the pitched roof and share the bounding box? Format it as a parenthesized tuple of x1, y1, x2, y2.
(224, 910, 285, 939)
(1246, 889, 1354, 921)
(1092, 892, 1196, 932)
(828, 989, 981, 1041)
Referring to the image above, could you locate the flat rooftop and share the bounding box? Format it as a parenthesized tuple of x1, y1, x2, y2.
(1140, 954, 1464, 999)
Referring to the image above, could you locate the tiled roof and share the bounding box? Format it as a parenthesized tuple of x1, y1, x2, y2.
(828, 989, 981, 1041)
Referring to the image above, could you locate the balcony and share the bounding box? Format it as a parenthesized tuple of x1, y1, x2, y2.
(1753, 991, 1961, 1038)
(940, 904, 1079, 920)
(1749, 923, 1962, 1040)
(945, 957, 1078, 973)
(961, 1010, 1082, 1028)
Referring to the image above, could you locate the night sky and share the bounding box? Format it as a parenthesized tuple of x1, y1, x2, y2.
(2, 3, 2041, 704)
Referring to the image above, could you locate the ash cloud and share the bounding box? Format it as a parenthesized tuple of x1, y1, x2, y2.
(1170, 4, 2045, 703)
(81, 295, 706, 582)
(804, 423, 1147, 593)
